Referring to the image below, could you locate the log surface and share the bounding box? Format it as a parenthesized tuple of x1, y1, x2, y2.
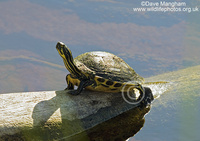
(0, 89, 153, 140)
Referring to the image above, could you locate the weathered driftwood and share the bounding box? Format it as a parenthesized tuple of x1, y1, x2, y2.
(0, 88, 153, 141)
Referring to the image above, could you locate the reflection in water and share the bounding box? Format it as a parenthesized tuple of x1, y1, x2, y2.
(65, 106, 151, 141)
(31, 104, 150, 141)
(60, 88, 153, 141)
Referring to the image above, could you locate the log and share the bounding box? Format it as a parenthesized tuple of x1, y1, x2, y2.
(0, 88, 154, 141)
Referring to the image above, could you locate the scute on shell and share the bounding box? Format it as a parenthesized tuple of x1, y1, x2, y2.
(74, 51, 144, 83)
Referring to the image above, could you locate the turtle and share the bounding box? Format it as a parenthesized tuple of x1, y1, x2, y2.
(56, 41, 147, 98)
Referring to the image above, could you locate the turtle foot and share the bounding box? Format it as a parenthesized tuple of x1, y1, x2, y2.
(140, 87, 154, 108)
(66, 90, 81, 95)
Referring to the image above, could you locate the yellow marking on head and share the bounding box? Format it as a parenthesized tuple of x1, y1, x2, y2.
(56, 42, 83, 78)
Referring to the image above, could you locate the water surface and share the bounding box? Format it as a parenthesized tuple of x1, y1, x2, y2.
(0, 0, 199, 140)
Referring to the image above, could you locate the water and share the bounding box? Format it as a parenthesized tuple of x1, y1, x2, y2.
(131, 66, 200, 141)
(132, 90, 200, 141)
(0, 0, 200, 140)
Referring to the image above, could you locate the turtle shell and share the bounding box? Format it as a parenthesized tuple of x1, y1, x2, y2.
(74, 51, 144, 83)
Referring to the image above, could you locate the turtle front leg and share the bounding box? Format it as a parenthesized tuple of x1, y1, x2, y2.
(65, 74, 74, 90)
(67, 79, 94, 95)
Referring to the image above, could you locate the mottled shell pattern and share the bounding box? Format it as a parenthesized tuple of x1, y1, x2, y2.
(74, 51, 144, 84)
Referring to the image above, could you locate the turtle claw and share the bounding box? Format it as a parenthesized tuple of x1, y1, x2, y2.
(64, 86, 80, 95)
(65, 79, 94, 95)
(65, 87, 72, 90)
(66, 90, 80, 95)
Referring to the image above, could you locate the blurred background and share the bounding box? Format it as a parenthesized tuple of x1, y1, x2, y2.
(0, 1, 199, 141)
(0, 0, 199, 94)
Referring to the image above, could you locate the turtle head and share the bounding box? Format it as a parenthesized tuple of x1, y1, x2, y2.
(56, 42, 72, 60)
(56, 42, 82, 78)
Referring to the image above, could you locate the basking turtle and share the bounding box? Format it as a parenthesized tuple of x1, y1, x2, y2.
(56, 42, 145, 96)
